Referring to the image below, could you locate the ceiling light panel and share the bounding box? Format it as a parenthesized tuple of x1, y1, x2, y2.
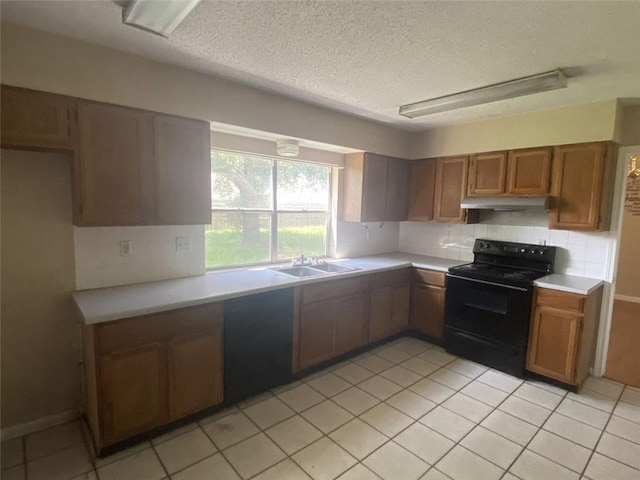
(123, 0, 202, 37)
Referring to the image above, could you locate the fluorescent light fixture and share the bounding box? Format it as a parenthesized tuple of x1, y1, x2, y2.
(399, 70, 567, 119)
(276, 139, 300, 157)
(123, 0, 202, 37)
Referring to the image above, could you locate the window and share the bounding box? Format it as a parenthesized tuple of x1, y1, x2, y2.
(206, 150, 331, 269)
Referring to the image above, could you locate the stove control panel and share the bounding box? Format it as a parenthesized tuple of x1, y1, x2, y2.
(472, 239, 556, 264)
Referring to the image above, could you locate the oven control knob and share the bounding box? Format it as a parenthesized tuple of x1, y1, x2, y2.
(520, 248, 526, 253)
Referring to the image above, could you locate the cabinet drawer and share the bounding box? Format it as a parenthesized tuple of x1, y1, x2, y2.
(98, 303, 223, 354)
(370, 268, 410, 289)
(412, 269, 446, 287)
(302, 276, 369, 305)
(535, 288, 585, 313)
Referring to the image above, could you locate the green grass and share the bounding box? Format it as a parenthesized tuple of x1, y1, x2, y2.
(205, 226, 326, 268)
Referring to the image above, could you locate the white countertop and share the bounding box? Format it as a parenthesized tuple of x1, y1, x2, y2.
(73, 253, 464, 324)
(534, 274, 604, 295)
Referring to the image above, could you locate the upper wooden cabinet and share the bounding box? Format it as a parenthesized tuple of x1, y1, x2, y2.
(1, 85, 76, 150)
(433, 156, 478, 224)
(407, 159, 436, 221)
(342, 152, 408, 222)
(467, 148, 551, 196)
(549, 142, 616, 231)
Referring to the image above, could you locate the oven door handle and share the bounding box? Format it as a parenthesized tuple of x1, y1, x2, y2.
(447, 274, 529, 292)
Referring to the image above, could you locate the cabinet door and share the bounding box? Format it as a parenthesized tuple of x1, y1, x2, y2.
(154, 115, 212, 225)
(362, 153, 388, 221)
(1, 86, 75, 150)
(468, 152, 507, 196)
(526, 306, 581, 384)
(335, 293, 368, 355)
(78, 103, 154, 225)
(299, 300, 336, 369)
(100, 343, 168, 445)
(407, 159, 436, 221)
(369, 286, 393, 343)
(549, 143, 606, 231)
(385, 157, 409, 221)
(391, 284, 411, 334)
(433, 156, 472, 223)
(507, 148, 551, 195)
(168, 327, 223, 420)
(410, 283, 445, 339)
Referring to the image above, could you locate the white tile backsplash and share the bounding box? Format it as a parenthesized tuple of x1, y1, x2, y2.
(399, 222, 613, 279)
(74, 225, 205, 290)
(335, 221, 399, 258)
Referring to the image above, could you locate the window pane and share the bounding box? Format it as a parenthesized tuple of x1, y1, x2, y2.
(211, 151, 272, 209)
(277, 213, 327, 260)
(277, 160, 330, 210)
(206, 212, 271, 268)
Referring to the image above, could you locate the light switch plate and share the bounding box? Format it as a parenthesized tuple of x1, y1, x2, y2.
(119, 240, 132, 256)
(176, 236, 192, 252)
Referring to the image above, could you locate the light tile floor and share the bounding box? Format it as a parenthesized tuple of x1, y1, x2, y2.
(2, 337, 640, 480)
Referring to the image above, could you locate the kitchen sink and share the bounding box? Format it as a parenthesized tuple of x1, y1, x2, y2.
(310, 263, 360, 273)
(273, 266, 328, 278)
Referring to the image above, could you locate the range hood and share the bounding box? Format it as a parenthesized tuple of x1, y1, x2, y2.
(460, 196, 550, 211)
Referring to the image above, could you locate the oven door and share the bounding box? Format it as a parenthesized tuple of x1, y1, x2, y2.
(444, 274, 533, 347)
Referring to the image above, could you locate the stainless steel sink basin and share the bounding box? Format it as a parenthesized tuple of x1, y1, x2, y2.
(272, 266, 328, 278)
(310, 263, 360, 273)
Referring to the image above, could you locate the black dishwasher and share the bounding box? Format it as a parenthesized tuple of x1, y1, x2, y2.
(223, 288, 293, 404)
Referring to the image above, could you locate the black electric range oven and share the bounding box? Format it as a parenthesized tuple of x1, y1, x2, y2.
(444, 239, 556, 378)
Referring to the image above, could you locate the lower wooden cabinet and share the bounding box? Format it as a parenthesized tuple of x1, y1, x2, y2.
(410, 269, 446, 340)
(369, 269, 410, 343)
(526, 286, 603, 386)
(83, 303, 224, 452)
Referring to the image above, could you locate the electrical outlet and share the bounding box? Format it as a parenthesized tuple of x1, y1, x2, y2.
(176, 236, 192, 252)
(119, 240, 132, 256)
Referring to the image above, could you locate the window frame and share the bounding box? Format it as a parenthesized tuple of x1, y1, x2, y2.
(207, 149, 332, 271)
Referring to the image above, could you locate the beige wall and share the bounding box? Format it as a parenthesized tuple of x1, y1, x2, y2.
(620, 105, 640, 146)
(409, 100, 619, 159)
(0, 23, 409, 158)
(616, 209, 640, 298)
(1, 150, 79, 429)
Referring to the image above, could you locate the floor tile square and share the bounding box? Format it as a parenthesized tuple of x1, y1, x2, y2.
(355, 355, 394, 373)
(96, 448, 165, 480)
(270, 380, 303, 395)
(391, 337, 433, 356)
(374, 347, 413, 364)
(1, 438, 24, 470)
(528, 429, 591, 473)
(513, 383, 563, 410)
(613, 400, 640, 424)
(460, 426, 522, 469)
(419, 406, 475, 442)
(1, 465, 26, 480)
(583, 376, 624, 399)
(154, 427, 216, 474)
(202, 411, 260, 450)
(584, 452, 640, 480)
(556, 397, 610, 429)
(357, 375, 403, 400)
(277, 384, 325, 412)
(293, 437, 357, 480)
(26, 443, 92, 480)
(336, 464, 380, 480)
(420, 469, 451, 480)
(333, 363, 375, 384)
(441, 393, 492, 423)
(171, 453, 240, 480)
(151, 423, 198, 446)
(509, 450, 579, 480)
(332, 387, 380, 415)
(25, 420, 84, 460)
(395, 422, 455, 464)
(386, 390, 436, 419)
(400, 357, 440, 376)
(480, 410, 538, 446)
(242, 396, 295, 429)
(301, 400, 354, 433)
(306, 373, 351, 397)
(363, 441, 429, 480)
(476, 370, 522, 393)
(460, 380, 508, 407)
(621, 387, 640, 406)
(265, 416, 322, 455)
(252, 459, 311, 480)
(567, 389, 617, 412)
(360, 403, 413, 437)
(446, 359, 488, 379)
(223, 433, 286, 479)
(329, 418, 387, 460)
(417, 349, 457, 367)
(542, 412, 601, 449)
(596, 432, 640, 469)
(94, 442, 151, 469)
(237, 391, 274, 409)
(380, 365, 422, 387)
(428, 369, 472, 390)
(498, 395, 552, 426)
(436, 445, 503, 480)
(606, 414, 640, 444)
(409, 378, 456, 404)
(198, 406, 239, 426)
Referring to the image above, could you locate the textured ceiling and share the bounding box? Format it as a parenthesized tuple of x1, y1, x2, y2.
(2, 1, 640, 131)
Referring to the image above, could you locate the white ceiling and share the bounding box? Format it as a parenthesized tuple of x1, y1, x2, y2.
(2, 1, 640, 131)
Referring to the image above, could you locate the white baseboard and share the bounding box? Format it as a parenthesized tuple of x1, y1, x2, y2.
(614, 294, 640, 304)
(1, 410, 79, 441)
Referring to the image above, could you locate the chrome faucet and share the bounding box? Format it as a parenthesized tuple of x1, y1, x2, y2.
(292, 254, 310, 266)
